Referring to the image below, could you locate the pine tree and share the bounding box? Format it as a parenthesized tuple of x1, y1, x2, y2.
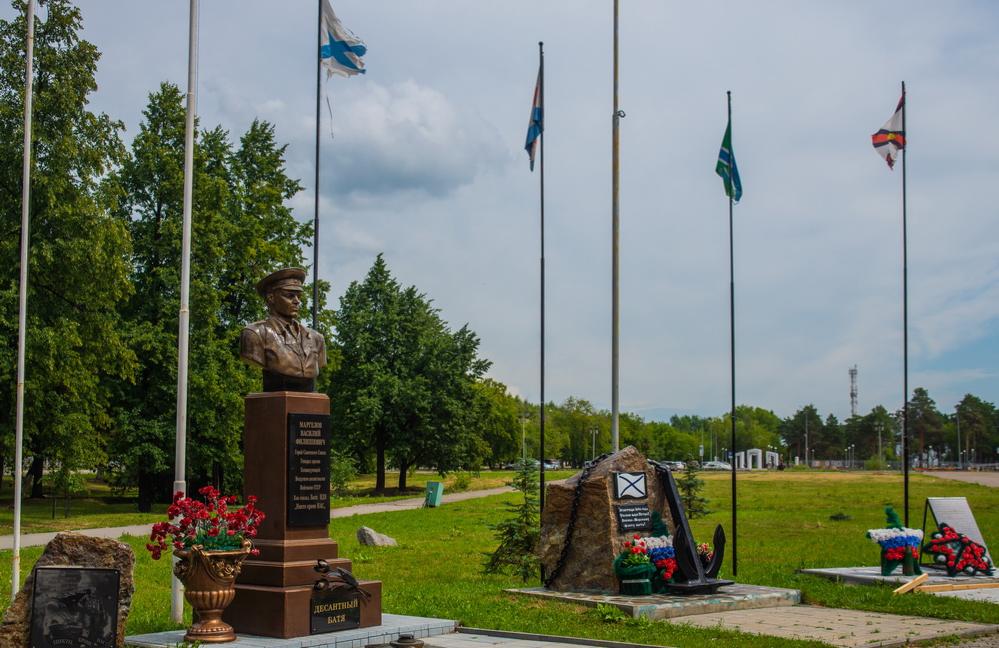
(677, 458, 710, 519)
(483, 458, 540, 581)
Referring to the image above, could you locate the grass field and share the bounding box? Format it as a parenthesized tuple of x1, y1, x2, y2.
(0, 470, 576, 535)
(0, 470, 996, 647)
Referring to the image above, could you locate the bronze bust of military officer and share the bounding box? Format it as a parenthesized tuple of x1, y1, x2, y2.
(240, 268, 327, 392)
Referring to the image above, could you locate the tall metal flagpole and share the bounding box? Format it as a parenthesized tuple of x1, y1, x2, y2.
(11, 0, 36, 598)
(172, 0, 199, 623)
(312, 0, 322, 330)
(538, 41, 546, 515)
(610, 0, 621, 452)
(901, 80, 909, 526)
(727, 90, 737, 578)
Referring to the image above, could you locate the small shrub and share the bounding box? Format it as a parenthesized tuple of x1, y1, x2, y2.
(451, 471, 472, 492)
(329, 450, 358, 497)
(592, 603, 627, 623)
(865, 456, 887, 470)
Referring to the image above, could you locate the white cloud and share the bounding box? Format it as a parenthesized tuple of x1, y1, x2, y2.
(322, 80, 509, 200)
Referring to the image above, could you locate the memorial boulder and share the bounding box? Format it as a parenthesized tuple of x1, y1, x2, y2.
(0, 532, 134, 647)
(539, 446, 729, 595)
(539, 446, 670, 592)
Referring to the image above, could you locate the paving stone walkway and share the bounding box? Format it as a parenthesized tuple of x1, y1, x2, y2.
(425, 634, 648, 648)
(671, 604, 998, 648)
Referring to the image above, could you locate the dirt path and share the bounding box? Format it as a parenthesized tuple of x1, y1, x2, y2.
(925, 470, 999, 488)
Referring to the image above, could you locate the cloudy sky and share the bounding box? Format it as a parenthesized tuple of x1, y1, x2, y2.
(9, 1, 999, 421)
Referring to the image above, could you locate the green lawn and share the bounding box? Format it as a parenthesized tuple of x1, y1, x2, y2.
(0, 478, 167, 536)
(0, 470, 577, 535)
(332, 469, 576, 507)
(0, 471, 996, 647)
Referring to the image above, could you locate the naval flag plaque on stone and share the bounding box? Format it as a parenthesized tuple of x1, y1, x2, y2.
(613, 471, 647, 499)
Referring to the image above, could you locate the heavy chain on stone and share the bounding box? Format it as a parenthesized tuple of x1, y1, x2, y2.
(543, 453, 611, 588)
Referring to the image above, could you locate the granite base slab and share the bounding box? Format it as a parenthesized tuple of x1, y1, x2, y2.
(509, 584, 800, 620)
(125, 613, 457, 648)
(800, 565, 999, 587)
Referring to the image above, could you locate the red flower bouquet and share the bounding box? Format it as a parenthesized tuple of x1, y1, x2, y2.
(146, 486, 265, 558)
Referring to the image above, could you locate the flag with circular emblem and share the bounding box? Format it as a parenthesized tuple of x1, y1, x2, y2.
(872, 94, 905, 169)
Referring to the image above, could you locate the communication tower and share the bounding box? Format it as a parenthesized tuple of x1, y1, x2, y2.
(849, 365, 858, 417)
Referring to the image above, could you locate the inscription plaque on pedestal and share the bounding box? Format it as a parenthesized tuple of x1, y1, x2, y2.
(310, 589, 361, 634)
(288, 412, 332, 527)
(615, 504, 652, 532)
(29, 567, 120, 648)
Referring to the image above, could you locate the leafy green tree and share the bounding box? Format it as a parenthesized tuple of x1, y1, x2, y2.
(954, 394, 996, 464)
(110, 83, 311, 508)
(907, 387, 946, 464)
(329, 255, 490, 491)
(709, 405, 780, 461)
(549, 396, 598, 467)
(471, 378, 520, 467)
(620, 411, 652, 458)
(648, 422, 698, 462)
(0, 0, 135, 496)
(780, 404, 822, 462)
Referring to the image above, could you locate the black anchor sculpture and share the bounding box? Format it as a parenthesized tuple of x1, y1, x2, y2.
(649, 459, 732, 594)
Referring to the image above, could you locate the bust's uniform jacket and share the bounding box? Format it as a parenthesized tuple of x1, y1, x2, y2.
(240, 316, 327, 378)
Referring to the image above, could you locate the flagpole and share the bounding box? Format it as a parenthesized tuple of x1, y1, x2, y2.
(11, 0, 36, 598)
(610, 0, 621, 452)
(538, 41, 546, 519)
(901, 80, 909, 526)
(727, 90, 737, 578)
(172, 0, 199, 623)
(312, 0, 322, 330)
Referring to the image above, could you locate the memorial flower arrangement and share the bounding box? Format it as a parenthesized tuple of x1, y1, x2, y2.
(696, 542, 714, 569)
(146, 486, 266, 559)
(923, 523, 994, 577)
(613, 534, 655, 595)
(645, 535, 677, 590)
(866, 505, 922, 576)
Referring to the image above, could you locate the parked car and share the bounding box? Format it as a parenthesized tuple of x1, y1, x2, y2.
(701, 460, 733, 471)
(542, 460, 559, 470)
(659, 460, 686, 471)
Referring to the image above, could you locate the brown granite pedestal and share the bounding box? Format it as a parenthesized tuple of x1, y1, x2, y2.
(223, 391, 382, 638)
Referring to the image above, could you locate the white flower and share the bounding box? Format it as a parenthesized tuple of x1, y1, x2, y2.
(866, 527, 923, 544)
(639, 535, 673, 549)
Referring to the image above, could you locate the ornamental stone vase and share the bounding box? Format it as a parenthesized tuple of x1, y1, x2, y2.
(174, 541, 252, 643)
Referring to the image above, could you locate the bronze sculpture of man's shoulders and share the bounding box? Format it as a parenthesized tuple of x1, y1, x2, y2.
(239, 268, 327, 392)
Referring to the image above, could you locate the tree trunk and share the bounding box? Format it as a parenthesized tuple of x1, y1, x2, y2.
(137, 469, 154, 513)
(375, 437, 386, 493)
(29, 456, 44, 499)
(397, 459, 409, 490)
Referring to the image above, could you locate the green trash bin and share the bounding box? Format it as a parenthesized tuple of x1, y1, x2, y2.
(424, 481, 444, 508)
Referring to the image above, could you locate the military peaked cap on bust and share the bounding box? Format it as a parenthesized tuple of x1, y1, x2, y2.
(255, 267, 307, 298)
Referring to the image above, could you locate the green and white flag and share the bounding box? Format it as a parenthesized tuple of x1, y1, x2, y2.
(715, 120, 743, 202)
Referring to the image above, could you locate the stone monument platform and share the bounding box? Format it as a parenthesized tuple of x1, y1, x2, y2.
(800, 565, 999, 587)
(126, 613, 456, 648)
(510, 583, 800, 620)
